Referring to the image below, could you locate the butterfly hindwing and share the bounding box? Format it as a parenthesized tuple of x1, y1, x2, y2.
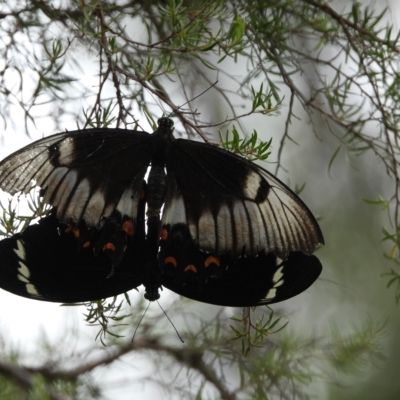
(0, 187, 147, 303)
(159, 223, 322, 306)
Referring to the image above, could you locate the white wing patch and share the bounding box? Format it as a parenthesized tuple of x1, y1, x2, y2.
(264, 263, 286, 302)
(272, 266, 284, 284)
(232, 201, 250, 253)
(244, 200, 267, 251)
(57, 137, 75, 165)
(42, 167, 69, 203)
(52, 169, 79, 211)
(162, 193, 187, 226)
(116, 188, 139, 218)
(197, 209, 216, 251)
(84, 189, 106, 226)
(265, 288, 277, 300)
(18, 261, 30, 280)
(243, 170, 262, 198)
(14, 239, 26, 260)
(13, 240, 43, 299)
(63, 178, 91, 221)
(26, 283, 42, 298)
(216, 205, 232, 253)
(36, 161, 55, 187)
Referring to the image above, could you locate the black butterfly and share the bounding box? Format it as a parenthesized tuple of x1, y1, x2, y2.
(0, 118, 323, 306)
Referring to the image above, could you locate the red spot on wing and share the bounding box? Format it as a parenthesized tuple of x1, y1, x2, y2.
(122, 219, 134, 236)
(103, 242, 115, 252)
(205, 255, 220, 268)
(160, 227, 168, 241)
(184, 264, 197, 273)
(164, 256, 177, 267)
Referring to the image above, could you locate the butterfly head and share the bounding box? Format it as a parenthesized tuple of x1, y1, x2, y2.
(144, 284, 161, 301)
(157, 117, 174, 135)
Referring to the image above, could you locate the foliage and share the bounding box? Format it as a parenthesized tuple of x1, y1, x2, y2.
(0, 307, 387, 400)
(0, 0, 398, 399)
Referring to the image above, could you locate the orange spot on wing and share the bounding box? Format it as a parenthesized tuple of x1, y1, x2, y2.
(205, 255, 220, 268)
(164, 256, 177, 267)
(64, 226, 72, 233)
(103, 243, 116, 252)
(83, 241, 91, 248)
(160, 228, 168, 241)
(72, 228, 80, 238)
(184, 264, 197, 273)
(122, 219, 134, 236)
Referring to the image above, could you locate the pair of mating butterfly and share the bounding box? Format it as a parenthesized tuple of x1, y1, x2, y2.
(0, 117, 323, 307)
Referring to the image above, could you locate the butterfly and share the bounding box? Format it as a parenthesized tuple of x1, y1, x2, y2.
(0, 118, 323, 306)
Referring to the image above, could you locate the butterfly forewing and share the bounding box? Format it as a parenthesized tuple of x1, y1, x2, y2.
(0, 129, 153, 226)
(163, 138, 323, 259)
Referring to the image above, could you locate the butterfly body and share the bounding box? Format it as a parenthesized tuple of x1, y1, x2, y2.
(0, 118, 323, 306)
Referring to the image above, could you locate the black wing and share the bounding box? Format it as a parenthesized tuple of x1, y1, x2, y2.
(163, 138, 324, 259)
(0, 119, 323, 305)
(0, 128, 152, 227)
(0, 191, 147, 302)
(159, 223, 322, 307)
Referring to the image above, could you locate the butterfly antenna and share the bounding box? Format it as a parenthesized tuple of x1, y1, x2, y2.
(147, 90, 166, 118)
(131, 301, 151, 342)
(168, 80, 218, 118)
(157, 300, 184, 343)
